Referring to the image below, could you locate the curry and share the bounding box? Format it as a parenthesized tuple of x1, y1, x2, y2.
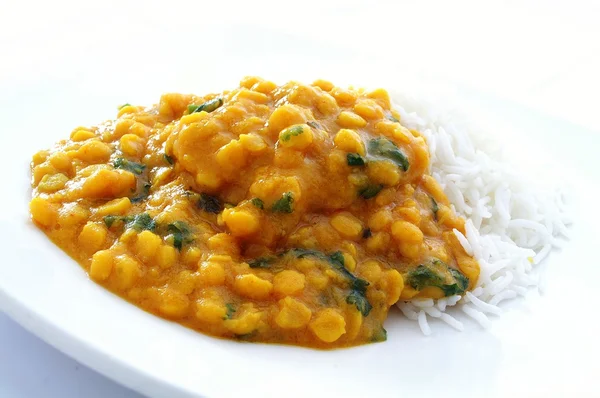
(29, 77, 479, 348)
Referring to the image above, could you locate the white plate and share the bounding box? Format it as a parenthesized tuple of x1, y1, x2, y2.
(1, 67, 599, 397)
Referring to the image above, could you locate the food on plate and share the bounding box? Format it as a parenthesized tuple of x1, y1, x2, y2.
(29, 77, 480, 347)
(393, 93, 569, 335)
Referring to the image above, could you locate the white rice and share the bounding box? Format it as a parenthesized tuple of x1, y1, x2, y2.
(392, 95, 571, 334)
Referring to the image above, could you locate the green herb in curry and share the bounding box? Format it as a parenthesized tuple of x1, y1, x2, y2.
(367, 137, 410, 172)
(271, 192, 294, 213)
(280, 125, 305, 142)
(113, 157, 146, 175)
(406, 258, 469, 297)
(166, 221, 194, 251)
(197, 193, 222, 214)
(250, 198, 264, 209)
(289, 249, 373, 316)
(224, 303, 236, 320)
(347, 153, 366, 166)
(164, 154, 174, 165)
(359, 184, 383, 199)
(430, 196, 439, 220)
(248, 257, 273, 269)
(103, 213, 156, 232)
(188, 98, 223, 114)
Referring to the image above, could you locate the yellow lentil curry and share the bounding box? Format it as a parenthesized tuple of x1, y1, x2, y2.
(29, 77, 479, 348)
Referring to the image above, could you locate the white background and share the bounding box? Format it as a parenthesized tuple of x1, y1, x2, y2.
(1, 0, 599, 396)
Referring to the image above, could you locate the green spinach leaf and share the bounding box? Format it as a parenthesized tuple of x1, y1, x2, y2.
(347, 153, 366, 166)
(224, 303, 236, 320)
(280, 125, 304, 142)
(113, 157, 146, 175)
(367, 137, 410, 172)
(430, 196, 439, 220)
(167, 221, 193, 250)
(104, 213, 156, 232)
(358, 184, 383, 199)
(406, 258, 469, 297)
(188, 98, 223, 114)
(197, 193, 222, 214)
(371, 327, 388, 342)
(250, 198, 264, 209)
(248, 257, 273, 269)
(290, 249, 372, 316)
(271, 192, 294, 213)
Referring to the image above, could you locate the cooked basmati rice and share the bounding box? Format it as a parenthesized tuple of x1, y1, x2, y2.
(392, 95, 571, 335)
